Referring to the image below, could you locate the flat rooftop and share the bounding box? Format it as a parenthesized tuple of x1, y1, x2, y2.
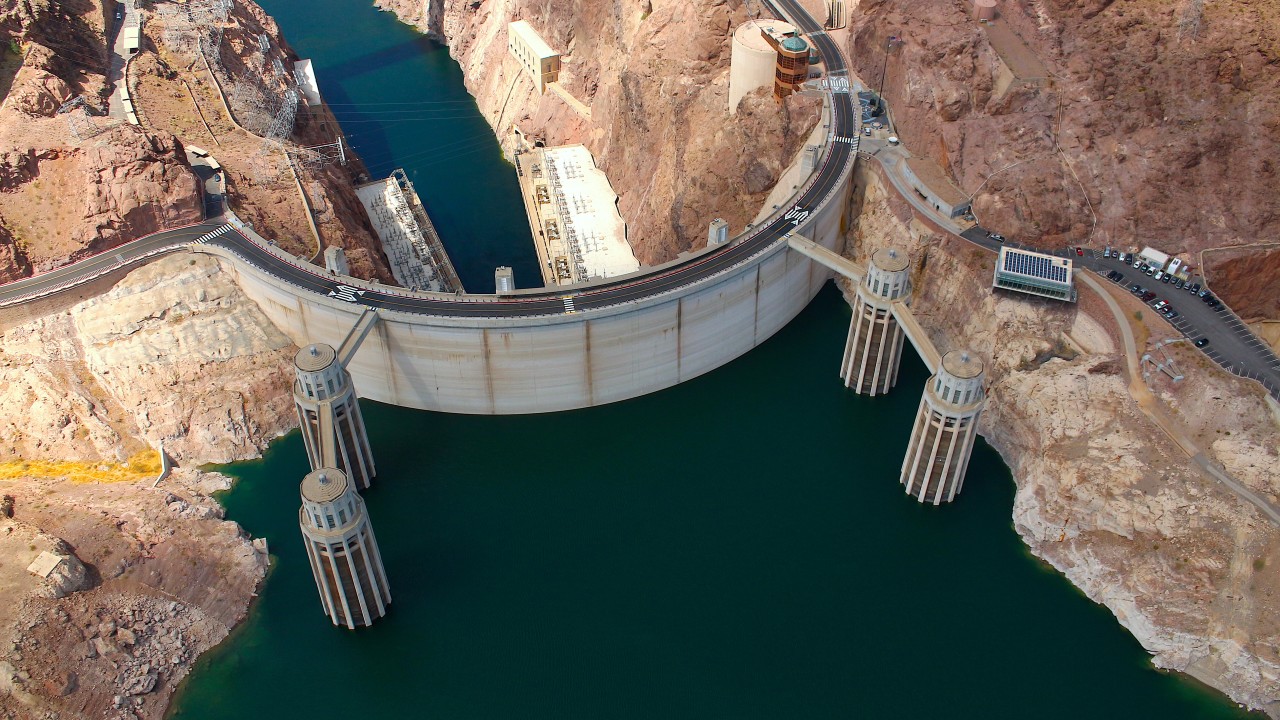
(993, 246, 1076, 301)
(356, 173, 461, 293)
(904, 156, 969, 207)
(540, 144, 638, 283)
(509, 20, 556, 58)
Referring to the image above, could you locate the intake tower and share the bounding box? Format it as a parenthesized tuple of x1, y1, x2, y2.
(293, 343, 376, 489)
(900, 350, 986, 504)
(299, 467, 392, 628)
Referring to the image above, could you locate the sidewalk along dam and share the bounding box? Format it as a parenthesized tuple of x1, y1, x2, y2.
(189, 0, 857, 415)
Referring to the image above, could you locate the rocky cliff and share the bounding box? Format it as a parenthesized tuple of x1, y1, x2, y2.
(375, 0, 821, 264)
(847, 160, 1280, 714)
(0, 0, 395, 284)
(137, 0, 396, 282)
(0, 0, 205, 281)
(0, 253, 294, 717)
(846, 0, 1280, 319)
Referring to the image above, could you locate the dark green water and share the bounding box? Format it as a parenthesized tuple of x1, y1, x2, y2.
(170, 291, 1256, 719)
(291, 0, 540, 292)
(169, 0, 1259, 717)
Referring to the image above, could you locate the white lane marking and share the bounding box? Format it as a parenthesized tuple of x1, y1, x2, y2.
(195, 225, 232, 244)
(328, 285, 366, 303)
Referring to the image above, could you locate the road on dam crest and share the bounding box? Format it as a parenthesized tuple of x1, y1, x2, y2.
(0, 0, 855, 322)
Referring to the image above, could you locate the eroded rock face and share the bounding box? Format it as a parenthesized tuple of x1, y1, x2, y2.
(0, 470, 269, 720)
(846, 0, 1280, 270)
(847, 161, 1280, 714)
(0, 253, 297, 465)
(376, 0, 820, 265)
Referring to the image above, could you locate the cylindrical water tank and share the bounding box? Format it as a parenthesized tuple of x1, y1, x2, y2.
(729, 19, 797, 114)
(974, 0, 997, 21)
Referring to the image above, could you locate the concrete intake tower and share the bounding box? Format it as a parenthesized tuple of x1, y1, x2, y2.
(841, 248, 910, 395)
(293, 343, 376, 489)
(900, 351, 986, 504)
(299, 467, 392, 628)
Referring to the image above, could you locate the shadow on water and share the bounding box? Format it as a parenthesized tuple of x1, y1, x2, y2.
(168, 287, 1261, 720)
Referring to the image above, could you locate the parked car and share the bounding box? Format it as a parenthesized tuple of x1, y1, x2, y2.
(1075, 246, 1084, 256)
(1175, 278, 1184, 289)
(1153, 300, 1168, 310)
(1190, 283, 1202, 294)
(1130, 284, 1143, 294)
(1166, 311, 1179, 320)
(1198, 288, 1211, 298)
(1141, 291, 1157, 302)
(1195, 337, 1210, 347)
(1161, 273, 1172, 283)
(990, 233, 1005, 242)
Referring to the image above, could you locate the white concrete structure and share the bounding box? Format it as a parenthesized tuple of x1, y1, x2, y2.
(123, 26, 141, 54)
(729, 19, 798, 113)
(508, 20, 560, 93)
(1139, 246, 1170, 270)
(355, 170, 462, 293)
(299, 467, 391, 629)
(901, 350, 986, 504)
(707, 218, 729, 247)
(540, 144, 638, 282)
(841, 248, 911, 395)
(293, 59, 322, 107)
(293, 343, 376, 488)
(495, 266, 515, 293)
(203, 153, 850, 414)
(324, 246, 349, 276)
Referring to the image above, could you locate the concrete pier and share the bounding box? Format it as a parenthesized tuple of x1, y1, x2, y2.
(293, 343, 376, 489)
(299, 467, 391, 629)
(900, 350, 986, 504)
(841, 248, 910, 395)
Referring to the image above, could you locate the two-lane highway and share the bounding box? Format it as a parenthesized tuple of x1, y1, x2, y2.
(1, 0, 857, 323)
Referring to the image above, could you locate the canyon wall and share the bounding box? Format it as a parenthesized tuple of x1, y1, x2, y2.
(847, 160, 1280, 715)
(845, 0, 1280, 319)
(375, 0, 821, 265)
(0, 253, 295, 718)
(0, 0, 395, 284)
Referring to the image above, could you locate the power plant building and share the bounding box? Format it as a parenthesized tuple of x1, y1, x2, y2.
(293, 343, 377, 489)
(508, 21, 560, 93)
(992, 246, 1075, 302)
(299, 467, 391, 629)
(900, 350, 986, 504)
(728, 19, 810, 113)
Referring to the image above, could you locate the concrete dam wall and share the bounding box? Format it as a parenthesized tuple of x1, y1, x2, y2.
(207, 184, 849, 415)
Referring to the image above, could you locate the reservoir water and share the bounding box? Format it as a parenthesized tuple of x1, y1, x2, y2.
(170, 0, 1260, 717)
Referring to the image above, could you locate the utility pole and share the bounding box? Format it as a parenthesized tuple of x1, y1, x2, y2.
(875, 35, 900, 115)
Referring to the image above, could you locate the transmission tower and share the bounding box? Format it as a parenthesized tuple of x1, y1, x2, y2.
(291, 138, 347, 172)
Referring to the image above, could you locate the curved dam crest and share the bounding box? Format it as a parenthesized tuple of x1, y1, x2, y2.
(202, 0, 855, 415)
(211, 192, 846, 413)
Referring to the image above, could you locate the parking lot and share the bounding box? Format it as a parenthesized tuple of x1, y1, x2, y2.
(1087, 249, 1280, 399)
(958, 224, 1280, 401)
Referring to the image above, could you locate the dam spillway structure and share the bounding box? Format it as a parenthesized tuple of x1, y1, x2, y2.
(900, 350, 986, 505)
(299, 467, 392, 629)
(840, 247, 910, 395)
(293, 342, 376, 489)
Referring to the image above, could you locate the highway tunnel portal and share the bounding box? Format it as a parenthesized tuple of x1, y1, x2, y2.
(197, 0, 858, 416)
